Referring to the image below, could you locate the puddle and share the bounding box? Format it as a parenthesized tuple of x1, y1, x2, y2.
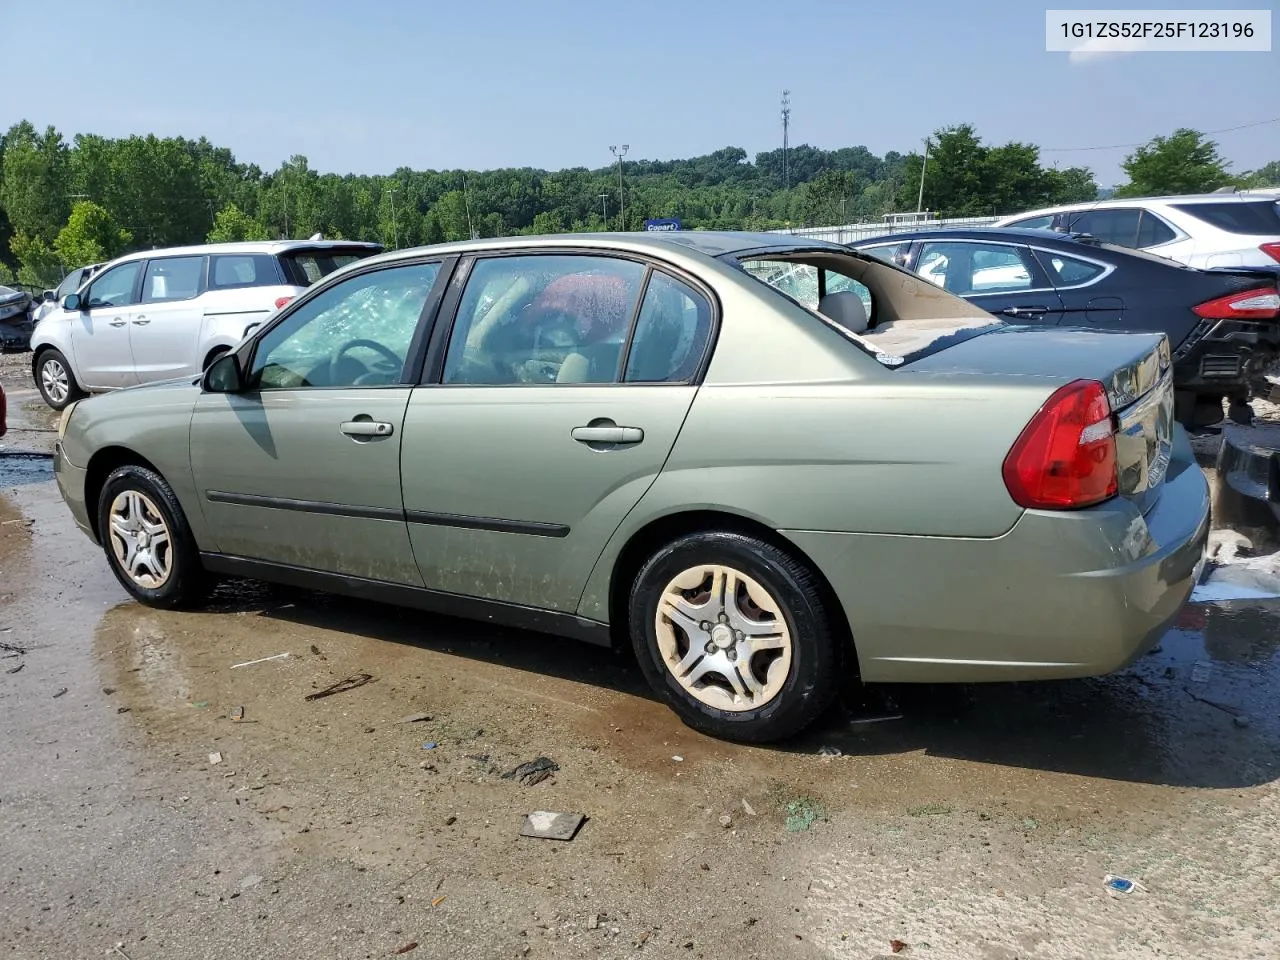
(0, 452, 54, 488)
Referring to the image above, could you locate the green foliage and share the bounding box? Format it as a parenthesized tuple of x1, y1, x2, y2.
(10, 232, 63, 287)
(55, 201, 131, 268)
(207, 203, 270, 243)
(1240, 159, 1280, 188)
(1115, 128, 1233, 197)
(0, 122, 70, 240)
(0, 261, 14, 284)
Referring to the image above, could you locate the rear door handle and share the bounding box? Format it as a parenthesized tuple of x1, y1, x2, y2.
(572, 425, 644, 444)
(108, 319, 127, 327)
(340, 420, 394, 438)
(1001, 305, 1049, 317)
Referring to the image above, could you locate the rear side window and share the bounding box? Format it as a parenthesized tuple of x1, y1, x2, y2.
(858, 242, 910, 267)
(142, 256, 204, 303)
(1033, 250, 1108, 287)
(279, 248, 377, 287)
(1136, 211, 1177, 246)
(1005, 215, 1055, 230)
(1171, 201, 1280, 235)
(210, 254, 280, 289)
(623, 272, 713, 383)
(1064, 208, 1141, 246)
(912, 241, 1040, 295)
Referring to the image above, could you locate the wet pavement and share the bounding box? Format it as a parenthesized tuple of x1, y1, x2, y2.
(2, 353, 1280, 959)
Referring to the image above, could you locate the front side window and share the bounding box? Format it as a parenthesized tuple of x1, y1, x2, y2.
(443, 255, 645, 385)
(623, 272, 713, 383)
(250, 262, 440, 389)
(142, 256, 204, 303)
(56, 268, 85, 299)
(211, 254, 279, 289)
(914, 242, 1037, 295)
(859, 242, 911, 267)
(86, 261, 142, 308)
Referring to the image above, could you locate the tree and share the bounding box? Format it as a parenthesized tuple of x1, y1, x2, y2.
(801, 170, 859, 226)
(0, 122, 70, 240)
(1046, 165, 1100, 203)
(1241, 160, 1280, 188)
(1115, 128, 1233, 197)
(54, 201, 131, 267)
(10, 232, 63, 287)
(207, 203, 269, 243)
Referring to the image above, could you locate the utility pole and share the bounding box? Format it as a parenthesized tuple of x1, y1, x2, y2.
(463, 180, 477, 239)
(610, 145, 629, 230)
(781, 90, 791, 191)
(916, 138, 930, 213)
(387, 188, 399, 249)
(598, 192, 609, 225)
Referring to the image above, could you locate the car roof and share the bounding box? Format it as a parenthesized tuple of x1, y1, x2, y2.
(105, 239, 384, 266)
(852, 226, 1086, 245)
(349, 231, 846, 270)
(1003, 193, 1280, 219)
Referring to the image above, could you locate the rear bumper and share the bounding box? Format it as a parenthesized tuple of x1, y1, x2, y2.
(783, 433, 1210, 683)
(1173, 318, 1280, 397)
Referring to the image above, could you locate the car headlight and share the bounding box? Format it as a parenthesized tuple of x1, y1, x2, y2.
(57, 400, 80, 439)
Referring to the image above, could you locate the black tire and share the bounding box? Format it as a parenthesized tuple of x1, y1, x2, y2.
(628, 531, 842, 743)
(1228, 398, 1254, 426)
(97, 464, 210, 609)
(34, 348, 86, 411)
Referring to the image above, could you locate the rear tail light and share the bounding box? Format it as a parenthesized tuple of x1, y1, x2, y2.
(274, 296, 294, 310)
(1002, 379, 1118, 510)
(1260, 242, 1280, 264)
(1193, 287, 1280, 320)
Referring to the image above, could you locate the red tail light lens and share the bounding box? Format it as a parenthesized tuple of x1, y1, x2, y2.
(1261, 242, 1280, 264)
(1193, 287, 1280, 320)
(1002, 379, 1118, 510)
(274, 296, 294, 310)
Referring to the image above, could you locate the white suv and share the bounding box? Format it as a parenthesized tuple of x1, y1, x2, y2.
(994, 193, 1280, 269)
(31, 240, 382, 409)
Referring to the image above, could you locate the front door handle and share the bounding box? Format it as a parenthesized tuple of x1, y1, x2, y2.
(132, 316, 150, 325)
(340, 420, 394, 438)
(571, 424, 644, 444)
(108, 319, 127, 327)
(1001, 305, 1049, 318)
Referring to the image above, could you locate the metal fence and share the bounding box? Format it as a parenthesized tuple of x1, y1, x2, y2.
(771, 215, 1001, 245)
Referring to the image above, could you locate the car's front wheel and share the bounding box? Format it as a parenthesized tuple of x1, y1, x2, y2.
(97, 464, 210, 609)
(35, 348, 86, 410)
(628, 531, 842, 743)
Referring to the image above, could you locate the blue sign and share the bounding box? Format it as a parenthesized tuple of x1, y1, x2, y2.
(644, 218, 682, 231)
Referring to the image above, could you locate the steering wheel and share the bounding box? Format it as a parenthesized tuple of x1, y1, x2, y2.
(330, 338, 403, 385)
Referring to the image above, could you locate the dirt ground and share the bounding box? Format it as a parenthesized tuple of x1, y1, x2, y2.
(2, 351, 1279, 960)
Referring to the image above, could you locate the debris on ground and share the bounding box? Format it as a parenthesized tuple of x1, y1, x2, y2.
(907, 803, 952, 817)
(230, 706, 245, 721)
(5, 663, 23, 674)
(783, 797, 826, 833)
(891, 938, 909, 953)
(1189, 660, 1214, 683)
(102, 687, 115, 695)
(519, 811, 585, 841)
(444, 815, 456, 826)
(397, 712, 433, 724)
(818, 745, 842, 756)
(52, 687, 67, 698)
(304, 672, 374, 701)
(208, 752, 223, 765)
(671, 755, 683, 762)
(0, 640, 29, 655)
(394, 942, 419, 954)
(230, 653, 290, 669)
(502, 757, 559, 786)
(741, 799, 756, 817)
(240, 874, 264, 889)
(588, 914, 601, 930)
(1184, 687, 1245, 716)
(431, 896, 446, 907)
(421, 742, 438, 751)
(718, 814, 733, 829)
(849, 713, 904, 725)
(1104, 874, 1142, 894)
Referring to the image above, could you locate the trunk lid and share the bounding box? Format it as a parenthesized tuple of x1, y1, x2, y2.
(909, 326, 1176, 512)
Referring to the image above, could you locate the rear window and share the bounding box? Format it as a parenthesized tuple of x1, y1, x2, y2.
(210, 254, 280, 289)
(1171, 201, 1280, 235)
(279, 247, 379, 287)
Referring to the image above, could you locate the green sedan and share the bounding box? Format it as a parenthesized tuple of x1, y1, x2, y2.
(51, 232, 1209, 742)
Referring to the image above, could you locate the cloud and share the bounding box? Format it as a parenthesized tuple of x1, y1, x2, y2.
(1068, 36, 1152, 64)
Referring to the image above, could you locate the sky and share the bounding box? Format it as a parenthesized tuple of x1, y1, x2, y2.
(6, 0, 1277, 186)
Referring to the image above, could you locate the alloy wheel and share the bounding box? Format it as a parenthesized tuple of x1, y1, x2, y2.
(41, 358, 70, 404)
(107, 490, 173, 589)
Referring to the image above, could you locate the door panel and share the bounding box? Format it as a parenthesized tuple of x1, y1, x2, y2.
(71, 260, 143, 388)
(131, 255, 206, 382)
(190, 389, 419, 583)
(401, 385, 697, 610)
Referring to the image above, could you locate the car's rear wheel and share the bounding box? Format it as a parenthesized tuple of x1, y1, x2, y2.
(35, 349, 86, 411)
(628, 531, 841, 743)
(97, 464, 209, 609)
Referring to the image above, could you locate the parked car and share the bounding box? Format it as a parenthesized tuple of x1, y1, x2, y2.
(0, 285, 35, 351)
(993, 193, 1280, 269)
(30, 262, 106, 330)
(52, 232, 1209, 743)
(851, 227, 1280, 427)
(31, 240, 383, 409)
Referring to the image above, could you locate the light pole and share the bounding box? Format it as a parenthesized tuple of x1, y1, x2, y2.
(916, 138, 930, 214)
(387, 187, 399, 249)
(609, 144, 629, 230)
(598, 192, 609, 226)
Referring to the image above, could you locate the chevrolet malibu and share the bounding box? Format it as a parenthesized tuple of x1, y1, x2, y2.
(52, 232, 1209, 742)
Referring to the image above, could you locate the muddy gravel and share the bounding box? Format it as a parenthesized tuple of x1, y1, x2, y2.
(2, 354, 1279, 959)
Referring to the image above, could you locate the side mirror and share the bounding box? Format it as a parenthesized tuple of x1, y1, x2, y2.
(62, 293, 83, 311)
(42, 290, 56, 302)
(204, 352, 245, 393)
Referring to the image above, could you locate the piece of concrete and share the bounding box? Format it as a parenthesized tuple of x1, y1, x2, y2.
(519, 811, 585, 841)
